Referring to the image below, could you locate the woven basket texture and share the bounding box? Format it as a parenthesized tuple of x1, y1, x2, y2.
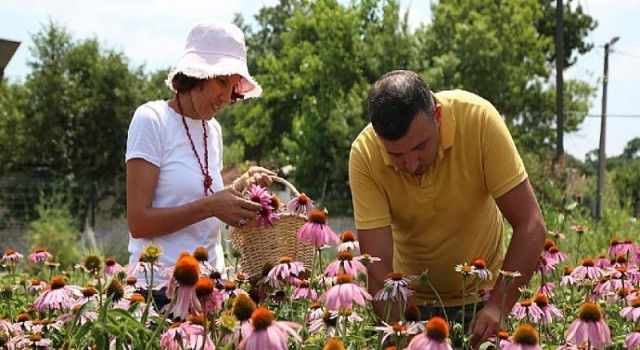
(229, 178, 314, 280)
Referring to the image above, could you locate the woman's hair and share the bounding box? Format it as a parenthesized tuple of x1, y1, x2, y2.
(171, 72, 245, 104)
(367, 70, 434, 141)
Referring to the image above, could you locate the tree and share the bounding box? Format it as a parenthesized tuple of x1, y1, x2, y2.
(0, 21, 159, 225)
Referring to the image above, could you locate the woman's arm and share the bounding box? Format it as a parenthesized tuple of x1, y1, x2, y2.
(126, 158, 262, 238)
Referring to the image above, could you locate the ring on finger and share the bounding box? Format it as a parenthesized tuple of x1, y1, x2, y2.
(239, 219, 247, 226)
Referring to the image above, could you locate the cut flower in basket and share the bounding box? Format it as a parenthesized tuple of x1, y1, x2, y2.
(246, 184, 280, 227)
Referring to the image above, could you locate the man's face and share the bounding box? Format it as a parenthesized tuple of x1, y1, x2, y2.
(380, 108, 441, 177)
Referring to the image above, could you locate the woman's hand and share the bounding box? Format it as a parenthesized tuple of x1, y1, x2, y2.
(207, 187, 262, 227)
(232, 166, 277, 192)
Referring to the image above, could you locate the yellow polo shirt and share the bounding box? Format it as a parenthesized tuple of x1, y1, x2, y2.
(349, 89, 527, 306)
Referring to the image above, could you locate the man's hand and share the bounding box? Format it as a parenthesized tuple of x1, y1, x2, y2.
(468, 303, 502, 349)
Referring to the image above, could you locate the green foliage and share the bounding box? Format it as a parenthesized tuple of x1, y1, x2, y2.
(26, 189, 81, 268)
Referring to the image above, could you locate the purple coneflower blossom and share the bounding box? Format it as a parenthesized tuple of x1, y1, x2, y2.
(503, 324, 541, 350)
(511, 299, 544, 324)
(58, 305, 99, 325)
(594, 255, 611, 269)
(321, 274, 372, 310)
(487, 330, 512, 349)
(543, 245, 568, 263)
(374, 272, 413, 303)
(535, 255, 557, 276)
(571, 258, 605, 281)
(8, 333, 53, 349)
(221, 280, 248, 301)
(470, 258, 493, 280)
(103, 257, 123, 276)
(307, 302, 324, 322)
(308, 309, 338, 338)
(375, 321, 419, 346)
(2, 248, 23, 262)
(160, 323, 188, 350)
(292, 279, 318, 301)
(337, 230, 360, 253)
(165, 254, 202, 320)
(560, 266, 576, 286)
(625, 327, 640, 349)
(296, 209, 339, 249)
(620, 296, 640, 322)
(287, 192, 314, 215)
(407, 316, 452, 350)
(533, 293, 563, 324)
(33, 275, 78, 312)
(28, 248, 53, 263)
(195, 277, 223, 314)
(265, 257, 305, 288)
(565, 302, 612, 349)
(536, 281, 555, 296)
(324, 251, 367, 278)
(192, 246, 216, 276)
(27, 279, 47, 294)
(239, 307, 302, 350)
(0, 318, 17, 336)
(247, 184, 271, 207)
(175, 316, 215, 350)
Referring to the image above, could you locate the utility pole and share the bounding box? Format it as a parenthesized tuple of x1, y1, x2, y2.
(554, 0, 565, 166)
(595, 36, 620, 220)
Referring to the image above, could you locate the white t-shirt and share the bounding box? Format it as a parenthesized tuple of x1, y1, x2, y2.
(125, 100, 225, 283)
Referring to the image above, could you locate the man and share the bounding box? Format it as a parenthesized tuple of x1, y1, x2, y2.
(348, 70, 546, 348)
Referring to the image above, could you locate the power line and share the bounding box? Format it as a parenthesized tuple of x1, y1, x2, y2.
(615, 50, 640, 61)
(566, 111, 640, 118)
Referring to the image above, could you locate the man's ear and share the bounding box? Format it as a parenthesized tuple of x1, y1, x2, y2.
(435, 105, 442, 127)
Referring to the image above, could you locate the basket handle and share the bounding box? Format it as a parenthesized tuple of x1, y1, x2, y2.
(272, 176, 300, 196)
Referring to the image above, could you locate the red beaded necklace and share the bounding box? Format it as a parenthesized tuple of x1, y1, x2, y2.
(176, 95, 214, 196)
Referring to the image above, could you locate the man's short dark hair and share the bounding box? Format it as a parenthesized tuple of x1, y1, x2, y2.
(367, 70, 434, 141)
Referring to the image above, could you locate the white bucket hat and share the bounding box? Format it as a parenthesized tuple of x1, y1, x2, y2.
(166, 20, 262, 98)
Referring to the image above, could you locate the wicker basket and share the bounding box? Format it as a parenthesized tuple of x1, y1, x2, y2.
(229, 177, 314, 281)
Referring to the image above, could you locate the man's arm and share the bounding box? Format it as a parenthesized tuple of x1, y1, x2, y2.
(469, 179, 546, 348)
(358, 226, 394, 322)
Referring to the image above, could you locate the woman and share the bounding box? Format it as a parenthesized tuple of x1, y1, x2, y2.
(125, 20, 274, 294)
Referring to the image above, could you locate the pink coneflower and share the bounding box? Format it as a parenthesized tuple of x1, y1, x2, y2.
(287, 193, 314, 215)
(536, 281, 555, 296)
(544, 245, 568, 263)
(27, 279, 47, 294)
(560, 266, 576, 286)
(0, 318, 17, 336)
(487, 330, 512, 349)
(8, 333, 53, 349)
(565, 302, 612, 349)
(607, 238, 621, 258)
(28, 247, 53, 263)
(297, 209, 339, 249)
(571, 258, 605, 281)
(336, 230, 360, 253)
(570, 225, 587, 235)
(2, 248, 23, 262)
(239, 307, 302, 350)
(165, 254, 202, 320)
(355, 253, 381, 266)
(511, 299, 544, 324)
(32, 275, 77, 311)
(321, 274, 372, 310)
(265, 256, 305, 288)
(292, 279, 318, 301)
(548, 230, 566, 240)
(374, 321, 418, 346)
(307, 302, 325, 322)
(625, 327, 640, 349)
(221, 280, 248, 301)
(179, 315, 215, 350)
(374, 272, 413, 303)
(324, 251, 367, 278)
(58, 304, 99, 325)
(504, 323, 541, 350)
(533, 293, 563, 324)
(103, 257, 123, 276)
(407, 316, 452, 350)
(195, 277, 222, 314)
(192, 246, 216, 276)
(127, 293, 159, 319)
(160, 322, 188, 350)
(535, 255, 557, 276)
(470, 258, 493, 280)
(309, 309, 338, 338)
(247, 185, 278, 227)
(620, 296, 640, 321)
(594, 255, 611, 269)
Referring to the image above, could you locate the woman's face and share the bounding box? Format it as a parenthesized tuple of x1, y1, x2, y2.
(191, 74, 243, 120)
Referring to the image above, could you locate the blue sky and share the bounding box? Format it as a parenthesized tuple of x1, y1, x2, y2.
(1, 0, 637, 161)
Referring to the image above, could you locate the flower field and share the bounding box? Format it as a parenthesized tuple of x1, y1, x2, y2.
(1, 188, 639, 349)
